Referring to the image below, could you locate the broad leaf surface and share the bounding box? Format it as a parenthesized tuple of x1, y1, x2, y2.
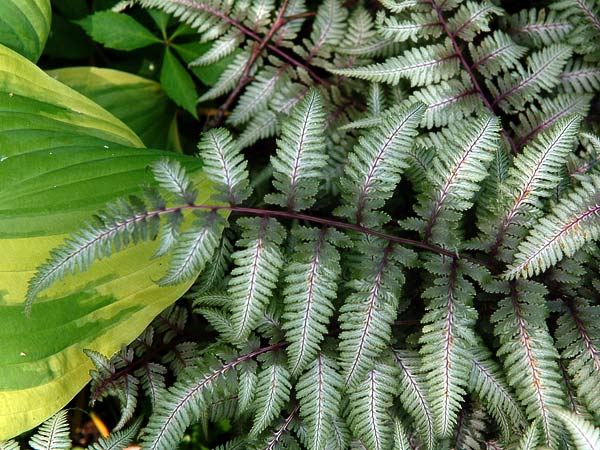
(0, 0, 51, 62)
(77, 11, 161, 51)
(0, 44, 211, 439)
(47, 67, 181, 151)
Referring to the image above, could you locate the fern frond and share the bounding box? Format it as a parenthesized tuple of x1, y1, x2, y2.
(470, 342, 527, 437)
(560, 61, 600, 93)
(198, 128, 252, 205)
(339, 7, 378, 51)
(491, 44, 572, 112)
(447, 1, 503, 42)
(29, 410, 70, 450)
(227, 66, 289, 126)
(488, 115, 580, 259)
(515, 420, 540, 450)
(417, 115, 500, 244)
(265, 88, 328, 211)
(453, 406, 488, 450)
(509, 9, 573, 47)
(338, 102, 424, 225)
(419, 257, 477, 438)
(0, 442, 19, 450)
(26, 195, 160, 312)
(305, 0, 348, 59)
(198, 50, 252, 103)
(88, 417, 142, 450)
(158, 211, 224, 285)
(555, 298, 600, 417)
(282, 227, 341, 375)
(331, 43, 459, 87)
(506, 175, 600, 278)
(470, 31, 527, 77)
(190, 30, 243, 66)
(228, 217, 286, 342)
(378, 11, 442, 43)
(554, 408, 600, 450)
(338, 242, 404, 387)
(296, 352, 343, 450)
(346, 361, 398, 450)
(152, 158, 199, 205)
(512, 95, 590, 147)
(250, 351, 292, 437)
(491, 280, 565, 447)
(391, 417, 411, 450)
(410, 79, 479, 128)
(142, 344, 271, 450)
(135, 362, 167, 409)
(390, 349, 436, 449)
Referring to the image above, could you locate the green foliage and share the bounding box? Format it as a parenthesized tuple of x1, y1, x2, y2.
(10, 0, 600, 448)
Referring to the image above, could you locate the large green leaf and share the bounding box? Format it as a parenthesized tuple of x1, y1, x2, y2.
(0, 43, 212, 439)
(0, 0, 51, 62)
(47, 67, 181, 151)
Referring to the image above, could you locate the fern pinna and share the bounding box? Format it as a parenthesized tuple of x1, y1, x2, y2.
(19, 0, 600, 448)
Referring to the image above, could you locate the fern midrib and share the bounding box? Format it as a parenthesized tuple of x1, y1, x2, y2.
(511, 204, 600, 276)
(575, 0, 600, 32)
(472, 42, 517, 70)
(368, 370, 383, 450)
(517, 97, 583, 147)
(208, 133, 237, 205)
(510, 284, 553, 445)
(439, 259, 458, 436)
(424, 119, 491, 243)
(291, 229, 325, 374)
(234, 217, 269, 341)
(287, 91, 315, 211)
(147, 342, 284, 449)
(344, 245, 391, 386)
(264, 404, 299, 450)
(392, 349, 435, 447)
(494, 46, 570, 106)
(355, 106, 421, 224)
(492, 115, 577, 256)
(567, 301, 600, 374)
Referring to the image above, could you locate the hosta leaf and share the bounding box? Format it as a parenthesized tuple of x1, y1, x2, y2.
(0, 0, 51, 62)
(46, 67, 180, 151)
(0, 43, 215, 439)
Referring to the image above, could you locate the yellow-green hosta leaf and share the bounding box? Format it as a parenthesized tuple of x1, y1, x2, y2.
(0, 43, 214, 439)
(46, 67, 181, 152)
(0, 0, 51, 62)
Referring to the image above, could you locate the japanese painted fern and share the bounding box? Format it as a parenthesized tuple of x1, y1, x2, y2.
(20, 0, 600, 448)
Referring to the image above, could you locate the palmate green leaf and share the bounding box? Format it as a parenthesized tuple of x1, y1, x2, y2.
(46, 67, 181, 151)
(555, 408, 600, 450)
(266, 88, 327, 212)
(0, 0, 50, 62)
(161, 48, 199, 118)
(0, 43, 213, 439)
(28, 410, 70, 450)
(77, 11, 160, 51)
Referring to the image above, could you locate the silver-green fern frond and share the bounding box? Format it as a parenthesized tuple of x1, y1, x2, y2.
(28, 410, 70, 450)
(265, 88, 328, 211)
